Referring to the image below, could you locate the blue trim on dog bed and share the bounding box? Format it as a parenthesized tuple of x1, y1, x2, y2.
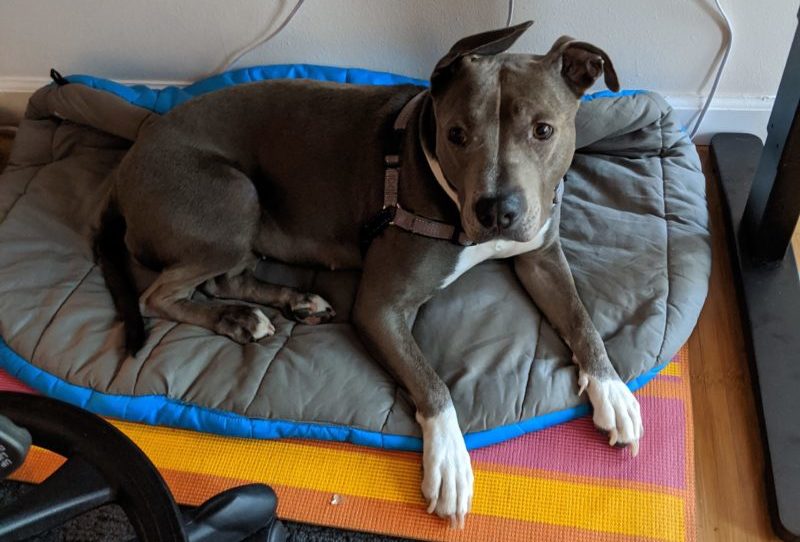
(0, 64, 660, 450)
(66, 64, 428, 115)
(0, 337, 667, 451)
(63, 63, 646, 115)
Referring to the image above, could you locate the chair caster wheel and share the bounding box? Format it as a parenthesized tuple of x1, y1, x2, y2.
(245, 519, 287, 542)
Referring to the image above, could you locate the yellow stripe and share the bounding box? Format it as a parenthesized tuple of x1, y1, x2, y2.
(477, 470, 683, 542)
(113, 422, 683, 542)
(662, 362, 681, 377)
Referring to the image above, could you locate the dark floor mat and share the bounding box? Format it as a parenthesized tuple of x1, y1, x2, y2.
(0, 481, 413, 542)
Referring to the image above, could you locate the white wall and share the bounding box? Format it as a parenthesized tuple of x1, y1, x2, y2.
(1, 0, 798, 140)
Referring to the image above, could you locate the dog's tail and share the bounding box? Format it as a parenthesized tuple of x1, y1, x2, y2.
(93, 204, 146, 354)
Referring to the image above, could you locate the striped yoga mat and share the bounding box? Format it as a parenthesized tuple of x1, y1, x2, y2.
(2, 346, 694, 542)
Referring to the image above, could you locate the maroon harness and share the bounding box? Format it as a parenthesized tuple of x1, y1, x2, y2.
(360, 91, 472, 253)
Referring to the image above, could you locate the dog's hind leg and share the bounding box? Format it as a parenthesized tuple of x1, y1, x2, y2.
(202, 270, 335, 325)
(140, 265, 275, 343)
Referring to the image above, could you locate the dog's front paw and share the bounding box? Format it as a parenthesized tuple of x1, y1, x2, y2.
(578, 371, 643, 455)
(289, 294, 335, 325)
(217, 306, 275, 343)
(416, 406, 473, 529)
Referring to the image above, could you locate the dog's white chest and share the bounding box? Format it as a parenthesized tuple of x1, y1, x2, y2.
(440, 218, 552, 289)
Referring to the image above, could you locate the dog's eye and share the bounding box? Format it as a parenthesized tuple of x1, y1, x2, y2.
(533, 123, 554, 140)
(447, 126, 468, 147)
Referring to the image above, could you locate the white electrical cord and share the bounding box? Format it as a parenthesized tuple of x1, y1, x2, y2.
(216, 0, 511, 75)
(214, 0, 305, 74)
(690, 0, 733, 139)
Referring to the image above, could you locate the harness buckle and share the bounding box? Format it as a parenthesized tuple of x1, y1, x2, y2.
(360, 206, 398, 255)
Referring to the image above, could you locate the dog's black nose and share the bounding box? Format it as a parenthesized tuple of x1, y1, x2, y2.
(475, 197, 497, 229)
(475, 192, 524, 230)
(497, 192, 523, 229)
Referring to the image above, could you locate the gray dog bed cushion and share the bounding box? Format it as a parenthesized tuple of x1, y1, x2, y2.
(0, 67, 710, 450)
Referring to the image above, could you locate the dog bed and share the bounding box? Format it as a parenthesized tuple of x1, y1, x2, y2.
(3, 346, 696, 542)
(0, 65, 710, 450)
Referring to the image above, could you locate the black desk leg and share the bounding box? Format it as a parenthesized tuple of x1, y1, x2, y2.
(709, 9, 800, 541)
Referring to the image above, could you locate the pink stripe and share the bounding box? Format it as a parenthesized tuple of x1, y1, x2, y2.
(471, 397, 686, 489)
(0, 369, 37, 394)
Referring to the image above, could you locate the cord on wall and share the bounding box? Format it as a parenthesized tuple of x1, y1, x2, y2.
(214, 0, 305, 74)
(3, 0, 732, 139)
(691, 0, 733, 139)
(217, 0, 514, 75)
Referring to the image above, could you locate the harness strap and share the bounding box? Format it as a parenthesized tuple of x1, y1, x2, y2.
(392, 207, 471, 244)
(363, 90, 472, 253)
(382, 90, 425, 209)
(383, 166, 399, 208)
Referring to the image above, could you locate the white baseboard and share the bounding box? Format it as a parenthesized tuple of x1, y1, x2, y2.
(665, 93, 774, 144)
(0, 76, 775, 144)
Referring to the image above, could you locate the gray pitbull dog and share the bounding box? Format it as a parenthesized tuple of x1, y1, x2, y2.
(95, 21, 643, 528)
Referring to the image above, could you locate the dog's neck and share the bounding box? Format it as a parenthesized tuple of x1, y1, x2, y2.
(418, 98, 461, 211)
(393, 93, 462, 227)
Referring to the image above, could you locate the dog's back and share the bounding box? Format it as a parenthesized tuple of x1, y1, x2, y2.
(114, 79, 425, 269)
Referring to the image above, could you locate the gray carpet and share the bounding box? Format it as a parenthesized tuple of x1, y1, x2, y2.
(0, 480, 416, 541)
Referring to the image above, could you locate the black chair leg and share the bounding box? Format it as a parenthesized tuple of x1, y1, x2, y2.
(0, 393, 287, 542)
(181, 484, 287, 542)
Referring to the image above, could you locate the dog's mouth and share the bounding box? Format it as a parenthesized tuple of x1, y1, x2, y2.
(462, 207, 551, 244)
(462, 217, 532, 244)
(464, 181, 561, 243)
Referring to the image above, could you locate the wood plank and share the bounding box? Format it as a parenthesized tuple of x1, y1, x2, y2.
(690, 147, 781, 541)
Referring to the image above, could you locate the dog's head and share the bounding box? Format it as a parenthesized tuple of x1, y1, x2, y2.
(427, 21, 619, 242)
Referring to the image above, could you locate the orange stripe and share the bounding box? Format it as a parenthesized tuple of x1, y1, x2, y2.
(160, 468, 669, 542)
(276, 485, 672, 542)
(13, 442, 685, 541)
(636, 378, 684, 398)
(14, 458, 684, 542)
(11, 438, 686, 524)
(9, 446, 63, 483)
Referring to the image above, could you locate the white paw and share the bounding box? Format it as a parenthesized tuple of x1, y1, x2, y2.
(416, 406, 474, 529)
(578, 371, 643, 456)
(290, 294, 335, 325)
(251, 309, 275, 340)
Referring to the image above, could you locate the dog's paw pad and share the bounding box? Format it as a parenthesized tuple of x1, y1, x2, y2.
(290, 294, 335, 325)
(218, 307, 275, 343)
(580, 371, 643, 456)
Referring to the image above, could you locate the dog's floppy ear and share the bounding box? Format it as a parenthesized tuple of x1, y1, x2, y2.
(546, 36, 620, 97)
(431, 20, 533, 89)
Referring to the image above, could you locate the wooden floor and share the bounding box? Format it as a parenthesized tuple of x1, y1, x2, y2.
(794, 224, 800, 269)
(0, 136, 788, 540)
(689, 148, 782, 541)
